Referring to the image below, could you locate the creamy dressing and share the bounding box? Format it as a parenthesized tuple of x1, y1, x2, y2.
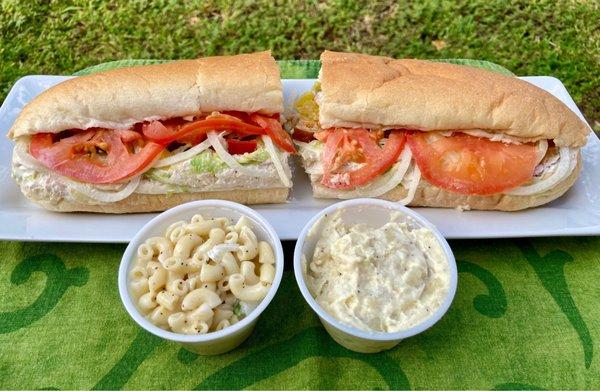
(305, 211, 450, 333)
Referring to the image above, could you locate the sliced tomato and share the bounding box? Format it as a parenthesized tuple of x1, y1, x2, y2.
(227, 138, 257, 154)
(141, 120, 183, 145)
(407, 132, 539, 195)
(321, 129, 365, 174)
(118, 129, 143, 143)
(178, 132, 207, 146)
(292, 128, 316, 143)
(321, 129, 406, 189)
(30, 130, 163, 184)
(250, 114, 296, 153)
(142, 115, 265, 145)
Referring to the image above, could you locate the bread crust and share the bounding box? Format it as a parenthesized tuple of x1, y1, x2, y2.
(19, 187, 289, 213)
(9, 51, 283, 138)
(319, 51, 590, 147)
(310, 155, 582, 211)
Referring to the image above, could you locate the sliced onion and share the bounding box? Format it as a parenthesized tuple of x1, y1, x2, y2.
(13, 141, 47, 171)
(262, 135, 292, 187)
(207, 131, 242, 169)
(63, 175, 141, 203)
(207, 131, 270, 178)
(153, 138, 212, 168)
(506, 147, 575, 196)
(399, 164, 421, 205)
(535, 139, 548, 166)
(319, 147, 412, 199)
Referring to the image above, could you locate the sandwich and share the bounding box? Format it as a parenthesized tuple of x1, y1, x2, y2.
(292, 51, 590, 211)
(9, 51, 295, 213)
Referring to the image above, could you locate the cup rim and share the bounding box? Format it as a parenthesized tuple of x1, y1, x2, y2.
(118, 199, 284, 343)
(293, 198, 458, 342)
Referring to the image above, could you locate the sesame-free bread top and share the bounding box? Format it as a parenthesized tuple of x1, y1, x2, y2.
(9, 51, 283, 138)
(318, 51, 589, 147)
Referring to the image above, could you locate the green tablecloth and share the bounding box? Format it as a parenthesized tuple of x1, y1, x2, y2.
(1, 60, 599, 389)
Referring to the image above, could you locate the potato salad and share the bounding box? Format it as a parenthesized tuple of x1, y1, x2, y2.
(305, 211, 450, 333)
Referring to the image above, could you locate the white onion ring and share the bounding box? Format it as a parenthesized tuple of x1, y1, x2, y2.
(63, 175, 141, 203)
(153, 138, 212, 167)
(399, 164, 421, 205)
(506, 147, 576, 196)
(207, 131, 269, 178)
(535, 139, 549, 166)
(207, 131, 243, 170)
(13, 141, 47, 171)
(320, 147, 413, 199)
(262, 135, 292, 187)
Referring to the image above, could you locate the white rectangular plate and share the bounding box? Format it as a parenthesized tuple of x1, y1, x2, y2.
(0, 76, 599, 242)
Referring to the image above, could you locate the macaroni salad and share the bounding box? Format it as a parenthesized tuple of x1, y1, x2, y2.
(129, 213, 276, 335)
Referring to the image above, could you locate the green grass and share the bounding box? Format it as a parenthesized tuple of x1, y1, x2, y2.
(1, 0, 598, 129)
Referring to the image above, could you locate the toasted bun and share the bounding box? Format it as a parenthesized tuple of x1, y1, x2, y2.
(9, 51, 283, 138)
(319, 51, 590, 147)
(19, 187, 289, 213)
(310, 154, 581, 211)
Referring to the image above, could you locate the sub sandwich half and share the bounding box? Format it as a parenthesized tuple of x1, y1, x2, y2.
(292, 51, 590, 211)
(9, 51, 295, 213)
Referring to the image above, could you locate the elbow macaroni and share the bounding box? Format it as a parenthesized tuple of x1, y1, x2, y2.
(237, 226, 258, 261)
(258, 241, 275, 264)
(128, 213, 276, 335)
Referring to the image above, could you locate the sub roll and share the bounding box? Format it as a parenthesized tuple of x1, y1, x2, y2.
(292, 51, 590, 211)
(9, 51, 295, 213)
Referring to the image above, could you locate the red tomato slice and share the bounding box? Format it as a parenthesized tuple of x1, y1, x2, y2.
(406, 132, 539, 195)
(292, 129, 316, 143)
(321, 129, 406, 189)
(30, 130, 163, 184)
(118, 129, 143, 143)
(227, 138, 258, 154)
(141, 120, 181, 145)
(142, 115, 265, 145)
(250, 114, 296, 153)
(178, 132, 207, 146)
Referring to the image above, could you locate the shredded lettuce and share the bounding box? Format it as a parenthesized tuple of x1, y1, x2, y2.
(190, 150, 228, 174)
(237, 148, 270, 164)
(190, 148, 270, 174)
(143, 168, 172, 182)
(144, 147, 272, 183)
